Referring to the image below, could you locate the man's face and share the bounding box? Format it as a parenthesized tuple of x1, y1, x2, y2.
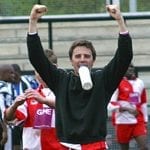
(70, 46, 95, 75)
(13, 72, 21, 83)
(4, 68, 15, 83)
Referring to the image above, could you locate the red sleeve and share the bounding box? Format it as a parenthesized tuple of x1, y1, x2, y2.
(15, 110, 26, 121)
(141, 88, 147, 104)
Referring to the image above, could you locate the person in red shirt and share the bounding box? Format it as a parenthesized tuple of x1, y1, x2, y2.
(107, 64, 148, 150)
(4, 49, 62, 150)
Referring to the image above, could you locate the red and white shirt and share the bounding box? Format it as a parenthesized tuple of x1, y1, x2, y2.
(14, 85, 56, 150)
(107, 77, 148, 124)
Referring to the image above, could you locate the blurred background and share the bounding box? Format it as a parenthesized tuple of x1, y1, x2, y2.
(0, 1, 150, 149)
(0, 0, 150, 16)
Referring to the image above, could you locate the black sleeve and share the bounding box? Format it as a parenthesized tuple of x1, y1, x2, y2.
(103, 33, 133, 98)
(27, 33, 59, 91)
(0, 109, 2, 121)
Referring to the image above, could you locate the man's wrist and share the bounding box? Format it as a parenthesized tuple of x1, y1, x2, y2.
(28, 32, 37, 35)
(120, 31, 129, 35)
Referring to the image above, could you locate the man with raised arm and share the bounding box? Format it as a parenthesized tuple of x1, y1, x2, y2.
(27, 4, 133, 150)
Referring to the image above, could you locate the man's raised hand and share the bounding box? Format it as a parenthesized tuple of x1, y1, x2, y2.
(30, 4, 47, 21)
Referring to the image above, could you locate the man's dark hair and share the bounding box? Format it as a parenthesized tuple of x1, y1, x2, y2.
(11, 64, 21, 75)
(69, 39, 96, 61)
(44, 49, 57, 64)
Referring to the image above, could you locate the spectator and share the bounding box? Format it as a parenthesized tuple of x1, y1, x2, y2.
(12, 64, 39, 90)
(0, 64, 15, 119)
(5, 49, 62, 150)
(27, 4, 133, 150)
(0, 64, 15, 150)
(107, 64, 149, 150)
(0, 108, 7, 150)
(23, 74, 39, 89)
(10, 64, 33, 150)
(11, 64, 32, 93)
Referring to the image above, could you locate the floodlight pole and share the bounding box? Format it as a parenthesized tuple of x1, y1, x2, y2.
(129, 0, 137, 12)
(106, 0, 120, 5)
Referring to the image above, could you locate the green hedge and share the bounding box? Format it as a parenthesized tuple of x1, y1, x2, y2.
(0, 0, 149, 16)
